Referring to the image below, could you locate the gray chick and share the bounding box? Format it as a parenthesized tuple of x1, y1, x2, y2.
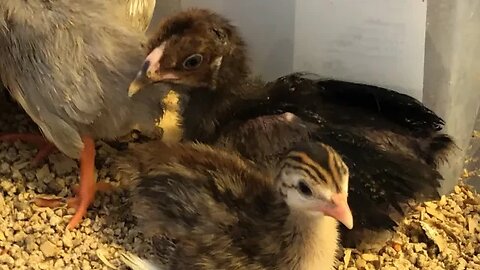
(0, 0, 164, 230)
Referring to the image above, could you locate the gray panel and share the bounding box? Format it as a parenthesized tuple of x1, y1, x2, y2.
(423, 0, 480, 194)
(464, 109, 480, 191)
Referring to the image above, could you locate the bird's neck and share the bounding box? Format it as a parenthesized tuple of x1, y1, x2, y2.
(179, 78, 265, 143)
(282, 210, 340, 270)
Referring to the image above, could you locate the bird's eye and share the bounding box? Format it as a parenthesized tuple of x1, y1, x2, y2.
(298, 181, 313, 197)
(182, 54, 203, 70)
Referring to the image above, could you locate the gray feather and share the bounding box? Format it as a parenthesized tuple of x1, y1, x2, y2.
(0, 0, 162, 158)
(124, 0, 157, 32)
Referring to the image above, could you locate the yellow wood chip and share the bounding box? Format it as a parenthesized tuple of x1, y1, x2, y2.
(96, 249, 117, 269)
(343, 248, 352, 267)
(424, 201, 437, 209)
(361, 253, 378, 261)
(425, 206, 446, 221)
(468, 217, 478, 234)
(419, 221, 448, 253)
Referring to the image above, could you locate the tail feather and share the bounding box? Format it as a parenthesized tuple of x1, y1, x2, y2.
(422, 134, 457, 166)
(230, 73, 455, 166)
(266, 73, 454, 137)
(264, 72, 447, 133)
(314, 78, 447, 133)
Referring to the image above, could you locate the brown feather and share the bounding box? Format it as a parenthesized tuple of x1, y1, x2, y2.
(127, 8, 453, 250)
(113, 140, 348, 269)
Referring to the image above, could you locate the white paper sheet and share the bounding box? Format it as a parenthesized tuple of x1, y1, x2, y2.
(294, 0, 427, 100)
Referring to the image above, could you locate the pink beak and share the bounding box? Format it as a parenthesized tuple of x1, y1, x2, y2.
(128, 44, 179, 97)
(320, 193, 353, 229)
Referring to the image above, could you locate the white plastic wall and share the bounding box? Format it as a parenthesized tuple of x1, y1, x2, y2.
(423, 0, 480, 194)
(149, 0, 480, 194)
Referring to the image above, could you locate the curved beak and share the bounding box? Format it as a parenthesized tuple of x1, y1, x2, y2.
(321, 193, 354, 229)
(128, 63, 153, 97)
(128, 44, 167, 98)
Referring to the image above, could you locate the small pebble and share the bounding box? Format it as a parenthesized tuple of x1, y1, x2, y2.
(49, 214, 62, 226)
(0, 162, 11, 174)
(62, 231, 73, 248)
(35, 164, 50, 182)
(0, 254, 15, 266)
(49, 154, 77, 175)
(356, 257, 367, 268)
(338, 181, 480, 270)
(39, 240, 59, 258)
(54, 259, 65, 268)
(2, 104, 477, 269)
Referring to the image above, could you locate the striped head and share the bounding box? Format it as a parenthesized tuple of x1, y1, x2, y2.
(276, 142, 353, 229)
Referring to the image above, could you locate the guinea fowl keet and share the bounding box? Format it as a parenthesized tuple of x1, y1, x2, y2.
(0, 0, 161, 230)
(128, 8, 258, 142)
(127, 8, 456, 247)
(115, 140, 352, 270)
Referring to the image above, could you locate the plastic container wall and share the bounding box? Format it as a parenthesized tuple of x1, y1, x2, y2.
(149, 0, 480, 194)
(423, 0, 480, 194)
(464, 110, 480, 191)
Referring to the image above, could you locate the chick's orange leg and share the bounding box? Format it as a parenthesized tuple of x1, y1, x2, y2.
(0, 133, 57, 166)
(31, 136, 118, 229)
(65, 136, 97, 230)
(32, 136, 97, 228)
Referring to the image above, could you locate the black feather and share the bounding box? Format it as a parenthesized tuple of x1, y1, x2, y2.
(209, 73, 453, 247)
(263, 73, 447, 133)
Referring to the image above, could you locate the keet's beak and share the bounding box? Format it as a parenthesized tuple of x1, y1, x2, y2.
(322, 193, 354, 229)
(128, 63, 153, 97)
(128, 65, 181, 97)
(129, 44, 180, 97)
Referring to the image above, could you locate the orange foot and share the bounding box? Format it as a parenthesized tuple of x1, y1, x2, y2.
(32, 136, 115, 229)
(34, 181, 116, 228)
(0, 133, 57, 166)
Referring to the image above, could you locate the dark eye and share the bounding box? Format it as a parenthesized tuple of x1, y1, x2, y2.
(182, 54, 203, 70)
(298, 181, 312, 197)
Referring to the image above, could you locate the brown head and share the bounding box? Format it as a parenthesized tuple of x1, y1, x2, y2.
(277, 142, 354, 229)
(128, 8, 249, 97)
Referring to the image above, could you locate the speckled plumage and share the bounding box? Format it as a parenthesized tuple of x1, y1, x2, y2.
(0, 0, 162, 159)
(213, 73, 455, 246)
(128, 9, 455, 247)
(115, 140, 350, 269)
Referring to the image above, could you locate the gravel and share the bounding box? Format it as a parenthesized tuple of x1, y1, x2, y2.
(0, 98, 154, 270)
(1, 97, 479, 269)
(338, 177, 480, 269)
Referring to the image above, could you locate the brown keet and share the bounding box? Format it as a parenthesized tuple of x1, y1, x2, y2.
(0, 0, 162, 230)
(114, 140, 353, 270)
(129, 8, 263, 142)
(129, 8, 249, 95)
(126, 8, 455, 247)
